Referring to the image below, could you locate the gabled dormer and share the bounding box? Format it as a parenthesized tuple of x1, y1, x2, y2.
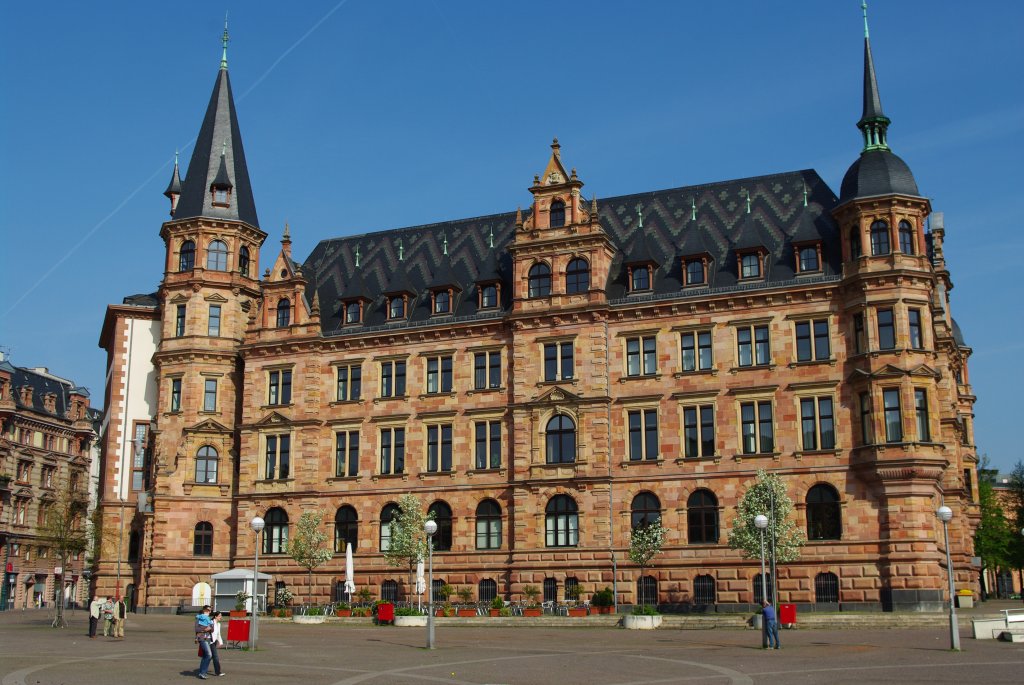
(256, 225, 316, 333)
(623, 205, 660, 294)
(677, 212, 715, 288)
(426, 234, 462, 317)
(383, 243, 417, 321)
(210, 144, 233, 208)
(731, 210, 772, 282)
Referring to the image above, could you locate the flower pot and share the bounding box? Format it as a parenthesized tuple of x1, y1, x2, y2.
(435, 609, 451, 617)
(567, 607, 588, 617)
(522, 608, 542, 617)
(457, 609, 477, 617)
(593, 606, 613, 615)
(229, 610, 247, 619)
(489, 609, 502, 617)
(623, 615, 662, 630)
(336, 609, 352, 617)
(394, 615, 428, 627)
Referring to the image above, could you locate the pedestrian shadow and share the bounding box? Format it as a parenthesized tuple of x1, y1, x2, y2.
(179, 670, 200, 678)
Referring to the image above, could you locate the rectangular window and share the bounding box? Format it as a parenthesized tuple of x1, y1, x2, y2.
(380, 360, 407, 398)
(426, 424, 453, 472)
(800, 397, 835, 451)
(170, 378, 181, 412)
(680, 330, 713, 372)
(908, 308, 923, 350)
(208, 304, 221, 337)
(543, 342, 574, 381)
(265, 434, 291, 480)
(627, 409, 659, 461)
(877, 308, 896, 350)
(626, 336, 657, 376)
(474, 421, 502, 469)
(380, 427, 405, 475)
(853, 313, 866, 354)
(859, 392, 874, 445)
(336, 364, 362, 401)
(737, 325, 770, 367)
(682, 405, 715, 458)
(175, 305, 186, 337)
(795, 319, 830, 362)
(268, 370, 292, 406)
(914, 389, 930, 441)
(474, 351, 501, 390)
(425, 355, 453, 394)
(741, 401, 774, 454)
(883, 388, 902, 443)
(203, 379, 217, 412)
(335, 430, 359, 477)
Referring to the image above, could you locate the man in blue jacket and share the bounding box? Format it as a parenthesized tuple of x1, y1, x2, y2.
(762, 601, 780, 649)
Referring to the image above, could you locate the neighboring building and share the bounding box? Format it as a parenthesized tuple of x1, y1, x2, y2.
(96, 15, 979, 613)
(982, 472, 1022, 599)
(0, 353, 96, 610)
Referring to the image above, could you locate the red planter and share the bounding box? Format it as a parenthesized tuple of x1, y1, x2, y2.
(457, 609, 477, 617)
(522, 608, 542, 617)
(592, 606, 613, 615)
(229, 610, 248, 619)
(567, 607, 588, 617)
(336, 609, 352, 617)
(489, 609, 502, 617)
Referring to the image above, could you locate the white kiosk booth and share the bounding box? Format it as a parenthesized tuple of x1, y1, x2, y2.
(211, 568, 271, 614)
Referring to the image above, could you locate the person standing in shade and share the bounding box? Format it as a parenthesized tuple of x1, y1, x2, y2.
(101, 596, 114, 637)
(195, 605, 214, 679)
(209, 611, 226, 676)
(112, 597, 128, 639)
(87, 596, 102, 638)
(761, 601, 780, 650)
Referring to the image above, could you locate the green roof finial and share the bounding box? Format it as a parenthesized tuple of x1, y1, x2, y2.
(745, 191, 751, 214)
(691, 197, 696, 221)
(220, 13, 230, 70)
(803, 182, 808, 207)
(635, 202, 644, 228)
(442, 231, 448, 256)
(488, 227, 494, 249)
(862, 1, 870, 39)
(354, 245, 360, 268)
(398, 237, 404, 262)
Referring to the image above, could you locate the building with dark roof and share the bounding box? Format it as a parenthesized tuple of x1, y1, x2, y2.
(95, 12, 978, 614)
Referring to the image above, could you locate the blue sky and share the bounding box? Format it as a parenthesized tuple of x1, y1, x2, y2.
(1, 1, 1021, 472)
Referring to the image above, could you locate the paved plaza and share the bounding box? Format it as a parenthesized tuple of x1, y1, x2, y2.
(1, 609, 1023, 685)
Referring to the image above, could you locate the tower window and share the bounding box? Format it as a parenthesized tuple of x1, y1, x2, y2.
(433, 290, 451, 314)
(740, 253, 761, 279)
(685, 258, 705, 285)
(239, 246, 251, 276)
(207, 240, 228, 271)
(849, 228, 862, 260)
(549, 199, 566, 227)
(566, 258, 590, 294)
(276, 299, 291, 328)
(179, 240, 196, 271)
(528, 263, 551, 298)
(870, 221, 890, 256)
(345, 301, 361, 325)
(898, 220, 915, 255)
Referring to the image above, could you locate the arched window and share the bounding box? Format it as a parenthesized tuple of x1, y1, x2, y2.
(815, 571, 839, 603)
(475, 499, 501, 550)
(195, 446, 218, 484)
(381, 579, 398, 602)
(276, 299, 291, 328)
(753, 573, 773, 604)
(806, 484, 841, 540)
(264, 508, 288, 554)
(637, 576, 657, 606)
(345, 301, 361, 324)
(428, 502, 453, 551)
(898, 220, 915, 254)
(870, 220, 890, 256)
(631, 265, 651, 291)
(543, 577, 558, 603)
(687, 489, 719, 544)
(630, 492, 661, 529)
(380, 503, 400, 552)
(566, 258, 590, 294)
(693, 575, 716, 604)
(545, 495, 579, 547)
(239, 245, 251, 277)
(478, 579, 497, 603)
(334, 505, 358, 552)
(545, 414, 576, 464)
(194, 522, 213, 556)
(528, 263, 551, 298)
(179, 240, 196, 272)
(549, 199, 565, 227)
(207, 240, 228, 271)
(849, 228, 862, 260)
(128, 530, 141, 562)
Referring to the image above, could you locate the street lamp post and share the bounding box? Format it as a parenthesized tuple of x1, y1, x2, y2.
(754, 514, 769, 648)
(249, 516, 265, 652)
(424, 519, 437, 650)
(936, 506, 960, 651)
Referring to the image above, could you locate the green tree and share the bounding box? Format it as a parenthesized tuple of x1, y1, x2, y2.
(1008, 461, 1024, 593)
(974, 460, 1013, 596)
(36, 479, 90, 628)
(382, 494, 432, 598)
(288, 511, 334, 606)
(628, 519, 665, 605)
(728, 470, 805, 564)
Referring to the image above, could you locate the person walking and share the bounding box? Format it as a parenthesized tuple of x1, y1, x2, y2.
(87, 596, 101, 638)
(101, 596, 114, 637)
(761, 601, 780, 650)
(112, 597, 128, 639)
(195, 606, 214, 679)
(209, 611, 226, 676)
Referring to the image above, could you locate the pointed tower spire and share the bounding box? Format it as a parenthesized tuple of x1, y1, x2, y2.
(163, 151, 182, 216)
(220, 14, 230, 71)
(858, 1, 890, 151)
(590, 195, 598, 216)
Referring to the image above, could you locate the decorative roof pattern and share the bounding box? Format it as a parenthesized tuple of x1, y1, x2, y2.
(303, 169, 841, 335)
(2, 363, 85, 419)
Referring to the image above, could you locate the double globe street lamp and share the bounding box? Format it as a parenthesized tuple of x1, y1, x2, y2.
(424, 519, 438, 650)
(935, 506, 960, 651)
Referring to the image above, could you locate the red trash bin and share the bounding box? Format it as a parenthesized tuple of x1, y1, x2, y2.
(226, 618, 250, 645)
(376, 602, 394, 624)
(779, 603, 796, 627)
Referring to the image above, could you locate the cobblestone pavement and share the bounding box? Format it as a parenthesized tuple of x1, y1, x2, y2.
(1, 609, 1022, 685)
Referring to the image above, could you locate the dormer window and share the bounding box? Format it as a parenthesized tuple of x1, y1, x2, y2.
(214, 188, 229, 205)
(179, 240, 196, 272)
(433, 290, 451, 314)
(550, 199, 566, 228)
(796, 244, 821, 273)
(276, 298, 291, 328)
(480, 284, 498, 309)
(566, 258, 589, 294)
(344, 301, 362, 325)
(629, 265, 651, 292)
(739, 252, 762, 279)
(388, 296, 406, 320)
(207, 240, 228, 271)
(684, 257, 706, 286)
(528, 263, 551, 298)
(239, 246, 251, 277)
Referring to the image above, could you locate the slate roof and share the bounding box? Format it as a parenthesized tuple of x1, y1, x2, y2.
(839, 149, 919, 204)
(303, 169, 841, 336)
(123, 293, 159, 307)
(3, 363, 85, 419)
(172, 67, 259, 228)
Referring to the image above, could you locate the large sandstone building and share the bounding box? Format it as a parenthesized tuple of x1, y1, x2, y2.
(96, 15, 979, 613)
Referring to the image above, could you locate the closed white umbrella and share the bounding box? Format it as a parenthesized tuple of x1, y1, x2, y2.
(416, 559, 426, 611)
(344, 543, 355, 601)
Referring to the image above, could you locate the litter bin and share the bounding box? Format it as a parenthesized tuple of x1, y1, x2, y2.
(226, 618, 250, 646)
(376, 602, 394, 625)
(779, 603, 796, 627)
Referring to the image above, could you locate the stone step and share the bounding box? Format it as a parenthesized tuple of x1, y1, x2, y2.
(999, 631, 1024, 643)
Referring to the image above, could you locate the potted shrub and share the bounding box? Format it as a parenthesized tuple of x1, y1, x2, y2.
(521, 585, 542, 617)
(351, 605, 372, 617)
(394, 606, 427, 627)
(566, 584, 587, 616)
(231, 590, 251, 618)
(335, 601, 352, 617)
(456, 587, 476, 617)
(591, 587, 615, 615)
(623, 603, 662, 630)
(489, 595, 505, 617)
(433, 584, 455, 616)
(356, 587, 373, 607)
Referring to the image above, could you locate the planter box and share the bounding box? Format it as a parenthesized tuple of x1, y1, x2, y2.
(623, 615, 663, 630)
(567, 607, 588, 617)
(336, 609, 352, 617)
(592, 606, 613, 615)
(229, 610, 248, 619)
(435, 609, 454, 617)
(522, 608, 542, 617)
(972, 618, 1006, 640)
(489, 609, 502, 617)
(457, 609, 477, 617)
(271, 609, 293, 618)
(394, 615, 428, 627)
(293, 615, 325, 625)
